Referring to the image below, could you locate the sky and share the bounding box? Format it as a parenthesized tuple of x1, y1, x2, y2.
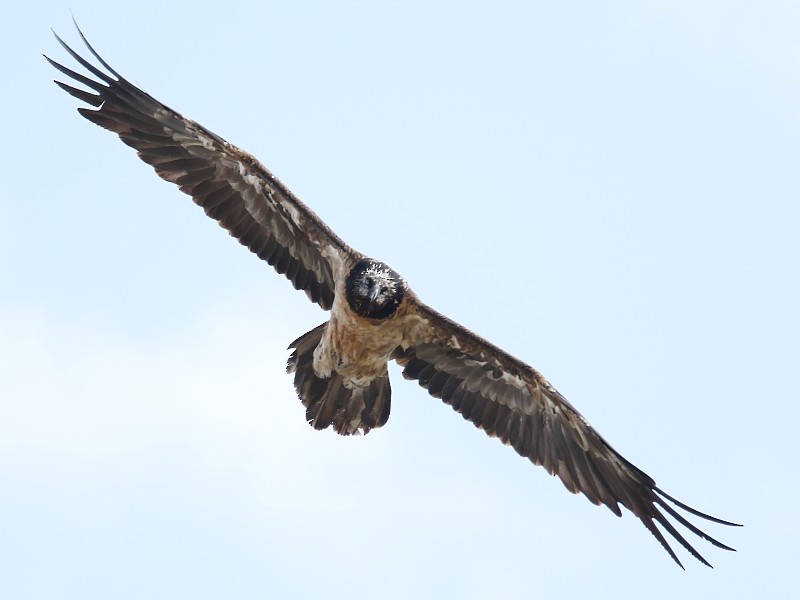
(2, 1, 798, 598)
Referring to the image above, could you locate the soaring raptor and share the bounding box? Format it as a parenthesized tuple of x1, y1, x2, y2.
(47, 25, 739, 568)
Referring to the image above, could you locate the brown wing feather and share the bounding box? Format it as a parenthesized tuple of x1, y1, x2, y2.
(46, 27, 358, 310)
(395, 299, 740, 568)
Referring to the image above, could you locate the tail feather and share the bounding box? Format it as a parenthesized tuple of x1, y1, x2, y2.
(287, 323, 391, 435)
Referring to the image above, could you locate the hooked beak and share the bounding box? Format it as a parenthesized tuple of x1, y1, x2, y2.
(367, 286, 382, 312)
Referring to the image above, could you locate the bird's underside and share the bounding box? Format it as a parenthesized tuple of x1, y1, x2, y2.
(46, 22, 740, 569)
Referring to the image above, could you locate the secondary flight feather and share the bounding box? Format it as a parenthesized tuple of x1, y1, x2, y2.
(46, 24, 740, 569)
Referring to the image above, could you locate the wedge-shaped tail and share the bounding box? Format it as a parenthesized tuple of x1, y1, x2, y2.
(287, 324, 391, 435)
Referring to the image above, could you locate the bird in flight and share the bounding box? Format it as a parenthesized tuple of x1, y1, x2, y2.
(46, 24, 740, 569)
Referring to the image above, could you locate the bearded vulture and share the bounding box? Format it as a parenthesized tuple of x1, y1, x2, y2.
(46, 24, 740, 569)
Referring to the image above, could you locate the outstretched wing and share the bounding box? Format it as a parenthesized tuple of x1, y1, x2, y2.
(46, 26, 359, 310)
(395, 298, 740, 568)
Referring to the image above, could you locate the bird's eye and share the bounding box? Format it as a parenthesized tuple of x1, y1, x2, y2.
(365, 276, 374, 287)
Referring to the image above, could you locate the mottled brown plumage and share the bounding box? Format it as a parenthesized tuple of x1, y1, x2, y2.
(47, 23, 740, 569)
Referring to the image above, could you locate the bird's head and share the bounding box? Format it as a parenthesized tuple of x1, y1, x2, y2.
(345, 258, 406, 320)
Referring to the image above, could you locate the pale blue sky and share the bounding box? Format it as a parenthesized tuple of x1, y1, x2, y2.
(2, 1, 798, 598)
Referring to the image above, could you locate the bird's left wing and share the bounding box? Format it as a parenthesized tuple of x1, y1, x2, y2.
(395, 297, 739, 568)
(46, 26, 359, 310)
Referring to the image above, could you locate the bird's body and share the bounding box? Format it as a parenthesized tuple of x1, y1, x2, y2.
(326, 258, 411, 385)
(47, 24, 740, 568)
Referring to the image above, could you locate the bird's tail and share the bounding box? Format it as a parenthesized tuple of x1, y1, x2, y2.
(287, 323, 392, 435)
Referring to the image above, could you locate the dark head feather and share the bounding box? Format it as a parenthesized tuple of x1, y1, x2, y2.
(345, 259, 406, 320)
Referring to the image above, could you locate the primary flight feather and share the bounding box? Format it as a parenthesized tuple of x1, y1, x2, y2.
(46, 24, 740, 569)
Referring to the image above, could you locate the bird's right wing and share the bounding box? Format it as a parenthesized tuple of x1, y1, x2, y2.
(46, 25, 360, 310)
(395, 298, 740, 568)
